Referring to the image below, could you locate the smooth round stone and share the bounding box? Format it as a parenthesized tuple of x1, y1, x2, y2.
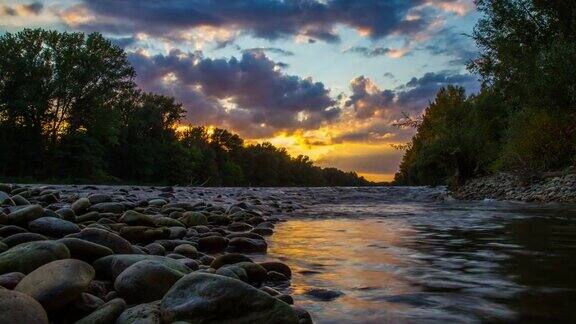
(0, 192, 13, 205)
(304, 288, 344, 301)
(55, 208, 76, 221)
(173, 244, 198, 259)
(0, 288, 49, 324)
(93, 254, 191, 280)
(67, 228, 139, 254)
(215, 262, 267, 286)
(115, 260, 187, 304)
(15, 259, 95, 311)
(58, 238, 114, 262)
(71, 198, 91, 214)
(144, 243, 166, 256)
(68, 293, 105, 321)
(0, 272, 25, 289)
(88, 202, 125, 213)
(0, 242, 6, 253)
(11, 195, 30, 206)
(0, 240, 70, 274)
(148, 199, 168, 207)
(2, 232, 47, 247)
(28, 217, 80, 237)
(260, 261, 292, 278)
(198, 236, 228, 252)
(210, 253, 253, 270)
(117, 301, 162, 324)
(228, 222, 253, 232)
(0, 225, 27, 237)
(87, 194, 112, 205)
(75, 298, 127, 324)
(160, 273, 298, 323)
(228, 237, 267, 253)
(119, 211, 156, 227)
(178, 212, 208, 227)
(6, 205, 44, 223)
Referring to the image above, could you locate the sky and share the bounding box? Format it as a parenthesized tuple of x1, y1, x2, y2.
(0, 0, 482, 182)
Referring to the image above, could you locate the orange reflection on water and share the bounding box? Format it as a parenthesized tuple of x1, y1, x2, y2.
(263, 218, 420, 322)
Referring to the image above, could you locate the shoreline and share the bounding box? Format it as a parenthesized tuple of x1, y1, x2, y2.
(451, 172, 576, 203)
(0, 184, 311, 323)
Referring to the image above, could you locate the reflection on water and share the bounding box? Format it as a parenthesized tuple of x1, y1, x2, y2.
(259, 193, 576, 323)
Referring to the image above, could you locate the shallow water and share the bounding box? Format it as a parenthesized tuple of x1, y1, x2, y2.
(260, 187, 576, 323)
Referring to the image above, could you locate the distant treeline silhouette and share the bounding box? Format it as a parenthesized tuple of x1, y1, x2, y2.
(394, 0, 576, 186)
(0, 29, 370, 186)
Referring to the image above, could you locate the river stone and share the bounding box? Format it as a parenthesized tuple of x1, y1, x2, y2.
(15, 259, 95, 311)
(68, 293, 105, 321)
(71, 198, 91, 214)
(75, 298, 127, 324)
(198, 235, 228, 252)
(160, 273, 298, 323)
(260, 261, 292, 278)
(67, 228, 139, 254)
(88, 194, 112, 205)
(0, 240, 70, 274)
(56, 207, 76, 221)
(215, 262, 267, 286)
(0, 272, 25, 289)
(93, 254, 192, 280)
(0, 288, 49, 324)
(251, 227, 273, 236)
(11, 194, 30, 206)
(210, 253, 254, 270)
(6, 204, 44, 223)
(115, 260, 187, 304)
(88, 202, 125, 213)
(58, 238, 114, 262)
(229, 237, 267, 253)
(28, 217, 81, 237)
(119, 210, 156, 227)
(0, 242, 6, 253)
(173, 244, 198, 259)
(179, 212, 208, 226)
(0, 192, 13, 205)
(2, 232, 47, 247)
(117, 301, 162, 324)
(0, 225, 27, 237)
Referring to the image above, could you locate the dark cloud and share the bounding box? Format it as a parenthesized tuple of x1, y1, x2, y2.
(383, 72, 395, 79)
(344, 46, 395, 57)
(346, 70, 479, 120)
(109, 36, 138, 49)
(243, 47, 295, 57)
(128, 49, 339, 137)
(422, 27, 478, 64)
(1, 2, 43, 16)
(63, 0, 443, 43)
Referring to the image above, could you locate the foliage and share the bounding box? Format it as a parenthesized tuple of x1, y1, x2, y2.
(395, 0, 576, 185)
(0, 29, 370, 187)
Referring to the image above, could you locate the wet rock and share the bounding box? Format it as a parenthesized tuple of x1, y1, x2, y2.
(58, 238, 114, 262)
(160, 273, 298, 323)
(6, 204, 44, 223)
(292, 306, 314, 324)
(28, 217, 80, 237)
(67, 293, 105, 321)
(115, 259, 187, 304)
(228, 222, 253, 232)
(179, 211, 208, 226)
(267, 271, 288, 282)
(15, 259, 95, 311)
(0, 240, 70, 274)
(87, 194, 112, 205)
(210, 253, 253, 269)
(93, 254, 191, 280)
(71, 198, 91, 214)
(215, 262, 267, 286)
(2, 232, 47, 247)
(119, 210, 156, 227)
(67, 228, 139, 254)
(144, 243, 165, 256)
(0, 191, 14, 205)
(0, 288, 49, 324)
(173, 244, 198, 259)
(117, 301, 162, 324)
(75, 298, 127, 324)
(304, 288, 344, 301)
(88, 202, 125, 213)
(198, 235, 228, 252)
(260, 261, 292, 278)
(0, 272, 25, 289)
(11, 194, 30, 206)
(55, 207, 75, 221)
(229, 237, 267, 253)
(0, 225, 27, 237)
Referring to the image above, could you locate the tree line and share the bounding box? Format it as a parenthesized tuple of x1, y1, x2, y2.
(394, 0, 576, 186)
(0, 29, 370, 187)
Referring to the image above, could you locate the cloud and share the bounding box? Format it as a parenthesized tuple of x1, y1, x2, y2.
(60, 0, 465, 44)
(316, 144, 405, 174)
(243, 47, 295, 57)
(421, 27, 478, 64)
(343, 46, 410, 58)
(128, 49, 339, 137)
(1, 2, 43, 16)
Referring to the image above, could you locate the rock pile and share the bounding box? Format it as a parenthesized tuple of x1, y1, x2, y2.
(452, 173, 576, 203)
(0, 184, 311, 324)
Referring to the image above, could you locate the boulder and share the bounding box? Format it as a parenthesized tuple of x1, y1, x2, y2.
(215, 262, 267, 286)
(67, 228, 139, 254)
(210, 253, 253, 270)
(28, 217, 80, 237)
(0, 288, 49, 324)
(0, 240, 70, 274)
(114, 260, 187, 304)
(160, 273, 298, 323)
(58, 238, 114, 263)
(229, 237, 267, 253)
(75, 298, 127, 324)
(15, 259, 95, 311)
(93, 254, 191, 280)
(260, 261, 292, 278)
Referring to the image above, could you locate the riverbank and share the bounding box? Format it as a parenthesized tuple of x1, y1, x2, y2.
(0, 184, 311, 323)
(452, 172, 576, 203)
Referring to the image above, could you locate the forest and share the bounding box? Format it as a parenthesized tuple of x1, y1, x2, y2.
(394, 0, 576, 186)
(0, 29, 370, 187)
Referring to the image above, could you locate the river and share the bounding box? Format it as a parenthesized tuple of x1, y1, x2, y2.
(257, 187, 576, 323)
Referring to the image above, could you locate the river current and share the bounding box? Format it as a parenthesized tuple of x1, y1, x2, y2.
(256, 187, 576, 323)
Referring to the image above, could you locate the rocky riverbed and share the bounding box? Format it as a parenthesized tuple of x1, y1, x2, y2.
(0, 184, 312, 324)
(452, 172, 576, 203)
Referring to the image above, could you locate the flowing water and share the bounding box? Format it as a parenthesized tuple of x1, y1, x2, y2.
(258, 187, 576, 323)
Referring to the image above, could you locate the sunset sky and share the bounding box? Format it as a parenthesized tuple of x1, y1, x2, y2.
(1, 0, 481, 181)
